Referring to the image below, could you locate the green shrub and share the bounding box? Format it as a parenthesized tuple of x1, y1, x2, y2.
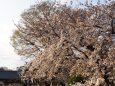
(67, 74, 87, 86)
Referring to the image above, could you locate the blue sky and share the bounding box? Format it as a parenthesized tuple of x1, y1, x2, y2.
(0, 0, 36, 69)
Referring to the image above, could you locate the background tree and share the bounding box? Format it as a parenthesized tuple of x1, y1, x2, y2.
(0, 67, 10, 71)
